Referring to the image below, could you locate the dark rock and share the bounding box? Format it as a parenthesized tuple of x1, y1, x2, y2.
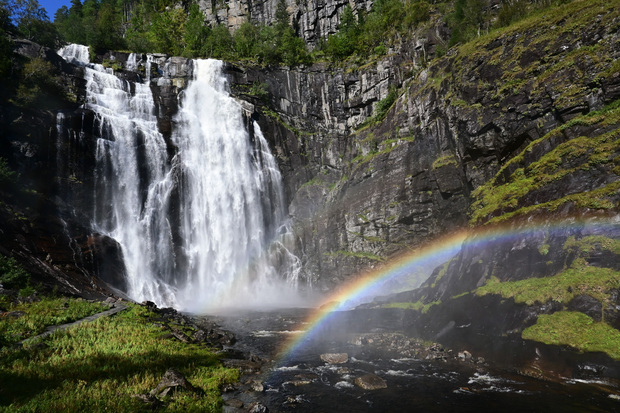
(567, 295, 603, 322)
(149, 368, 197, 398)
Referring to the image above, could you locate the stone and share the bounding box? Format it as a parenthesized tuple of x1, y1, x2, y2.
(458, 350, 472, 361)
(320, 352, 349, 364)
(225, 398, 244, 408)
(249, 380, 264, 392)
(149, 368, 197, 398)
(354, 374, 387, 390)
(247, 402, 269, 413)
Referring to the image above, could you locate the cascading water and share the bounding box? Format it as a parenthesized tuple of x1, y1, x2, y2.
(58, 46, 302, 311)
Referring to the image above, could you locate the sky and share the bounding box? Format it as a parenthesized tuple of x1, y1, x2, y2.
(40, 0, 71, 20)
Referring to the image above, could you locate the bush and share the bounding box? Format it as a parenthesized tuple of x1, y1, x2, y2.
(0, 255, 30, 290)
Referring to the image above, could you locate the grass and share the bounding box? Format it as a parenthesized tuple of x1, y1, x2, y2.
(0, 303, 239, 412)
(475, 265, 620, 308)
(380, 299, 440, 314)
(522, 311, 620, 360)
(0, 297, 107, 346)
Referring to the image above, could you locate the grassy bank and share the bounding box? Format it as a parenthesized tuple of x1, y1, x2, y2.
(0, 299, 238, 412)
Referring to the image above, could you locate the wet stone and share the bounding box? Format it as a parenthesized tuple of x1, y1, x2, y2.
(320, 352, 349, 364)
(224, 398, 244, 408)
(354, 373, 387, 390)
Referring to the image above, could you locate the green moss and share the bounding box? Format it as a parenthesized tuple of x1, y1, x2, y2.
(522, 311, 620, 360)
(430, 261, 450, 288)
(325, 250, 385, 262)
(380, 300, 440, 313)
(470, 102, 620, 225)
(475, 265, 620, 308)
(432, 154, 458, 169)
(564, 235, 620, 256)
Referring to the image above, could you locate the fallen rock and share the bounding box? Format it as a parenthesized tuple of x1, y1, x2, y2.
(354, 373, 387, 390)
(320, 353, 349, 364)
(149, 368, 197, 398)
(458, 350, 472, 361)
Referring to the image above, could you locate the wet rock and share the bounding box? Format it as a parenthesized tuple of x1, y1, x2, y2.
(567, 295, 603, 322)
(171, 329, 192, 343)
(247, 401, 269, 413)
(223, 359, 263, 374)
(149, 368, 197, 398)
(458, 350, 472, 361)
(225, 398, 244, 408)
(320, 352, 349, 364)
(2, 311, 26, 319)
(249, 380, 264, 392)
(354, 373, 387, 390)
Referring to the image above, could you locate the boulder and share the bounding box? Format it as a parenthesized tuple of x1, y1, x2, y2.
(149, 368, 197, 398)
(320, 352, 349, 364)
(354, 373, 387, 390)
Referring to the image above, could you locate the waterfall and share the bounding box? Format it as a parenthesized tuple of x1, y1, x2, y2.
(58, 46, 302, 311)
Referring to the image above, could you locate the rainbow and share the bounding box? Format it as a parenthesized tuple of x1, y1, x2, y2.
(276, 216, 619, 363)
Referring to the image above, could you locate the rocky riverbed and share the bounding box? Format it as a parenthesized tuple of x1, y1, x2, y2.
(200, 308, 620, 413)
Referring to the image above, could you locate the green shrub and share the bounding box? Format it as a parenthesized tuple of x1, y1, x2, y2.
(0, 255, 30, 290)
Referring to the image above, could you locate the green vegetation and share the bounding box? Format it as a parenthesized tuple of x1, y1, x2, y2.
(0, 158, 17, 188)
(476, 264, 620, 309)
(325, 250, 385, 262)
(0, 255, 30, 291)
(323, 0, 430, 62)
(522, 311, 620, 360)
(52, 0, 310, 65)
(564, 235, 620, 256)
(0, 296, 107, 345)
(380, 299, 440, 313)
(470, 101, 620, 225)
(432, 154, 458, 169)
(0, 303, 239, 411)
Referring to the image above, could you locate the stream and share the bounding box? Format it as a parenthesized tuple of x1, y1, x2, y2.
(208, 308, 620, 413)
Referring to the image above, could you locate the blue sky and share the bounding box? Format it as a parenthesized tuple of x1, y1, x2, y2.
(40, 0, 71, 20)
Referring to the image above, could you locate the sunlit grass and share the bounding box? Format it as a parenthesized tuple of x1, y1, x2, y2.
(0, 297, 107, 345)
(0, 304, 239, 412)
(523, 311, 620, 360)
(475, 265, 620, 307)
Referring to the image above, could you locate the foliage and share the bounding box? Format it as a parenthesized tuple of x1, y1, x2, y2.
(0, 255, 29, 290)
(0, 157, 17, 188)
(0, 296, 106, 345)
(432, 154, 458, 169)
(0, 303, 239, 411)
(14, 57, 64, 108)
(475, 264, 620, 308)
(3, 0, 61, 48)
(522, 311, 620, 359)
(323, 0, 430, 61)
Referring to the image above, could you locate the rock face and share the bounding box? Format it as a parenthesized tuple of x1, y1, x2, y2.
(198, 0, 372, 47)
(227, 1, 620, 291)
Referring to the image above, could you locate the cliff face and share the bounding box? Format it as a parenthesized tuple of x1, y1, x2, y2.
(227, 0, 620, 291)
(199, 0, 370, 46)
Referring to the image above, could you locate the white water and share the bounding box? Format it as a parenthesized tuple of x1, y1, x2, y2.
(58, 45, 302, 311)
